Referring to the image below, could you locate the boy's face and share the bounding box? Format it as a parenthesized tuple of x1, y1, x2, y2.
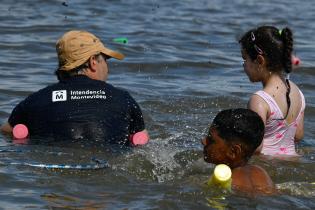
(202, 127, 231, 165)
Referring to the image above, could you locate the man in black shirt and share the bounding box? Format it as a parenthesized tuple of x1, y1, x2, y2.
(1, 30, 149, 146)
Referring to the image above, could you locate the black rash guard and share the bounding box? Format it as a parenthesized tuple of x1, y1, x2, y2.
(8, 75, 145, 146)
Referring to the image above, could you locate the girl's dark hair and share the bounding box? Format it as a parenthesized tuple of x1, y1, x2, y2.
(239, 26, 293, 74)
(211, 108, 265, 160)
(239, 26, 294, 119)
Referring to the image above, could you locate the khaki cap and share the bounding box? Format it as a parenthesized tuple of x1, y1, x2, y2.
(56, 30, 124, 71)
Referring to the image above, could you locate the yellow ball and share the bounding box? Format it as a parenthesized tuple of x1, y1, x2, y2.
(214, 164, 232, 182)
(208, 164, 232, 190)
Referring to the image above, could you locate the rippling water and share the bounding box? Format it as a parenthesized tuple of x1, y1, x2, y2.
(0, 0, 315, 209)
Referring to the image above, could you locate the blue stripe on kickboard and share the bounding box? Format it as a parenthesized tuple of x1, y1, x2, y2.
(0, 149, 109, 170)
(9, 161, 109, 169)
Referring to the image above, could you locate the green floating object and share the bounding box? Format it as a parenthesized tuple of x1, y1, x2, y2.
(113, 37, 128, 44)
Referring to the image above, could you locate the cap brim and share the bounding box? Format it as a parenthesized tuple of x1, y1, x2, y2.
(101, 47, 125, 60)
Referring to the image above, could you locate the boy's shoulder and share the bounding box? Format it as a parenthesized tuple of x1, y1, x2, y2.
(231, 164, 276, 196)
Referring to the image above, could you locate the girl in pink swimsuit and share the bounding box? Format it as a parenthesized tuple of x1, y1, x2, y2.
(239, 26, 305, 156)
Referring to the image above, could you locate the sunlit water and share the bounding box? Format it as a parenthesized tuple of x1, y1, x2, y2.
(0, 0, 315, 209)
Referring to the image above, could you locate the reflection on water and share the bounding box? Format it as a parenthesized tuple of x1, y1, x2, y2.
(277, 182, 315, 197)
(0, 0, 315, 209)
(206, 196, 229, 210)
(41, 193, 107, 210)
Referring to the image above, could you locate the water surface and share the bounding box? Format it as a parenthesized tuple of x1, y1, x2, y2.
(0, 0, 315, 209)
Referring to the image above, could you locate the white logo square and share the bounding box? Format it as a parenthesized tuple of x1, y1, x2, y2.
(52, 90, 67, 102)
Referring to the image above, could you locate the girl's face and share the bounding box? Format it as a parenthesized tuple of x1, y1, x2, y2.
(241, 49, 262, 82)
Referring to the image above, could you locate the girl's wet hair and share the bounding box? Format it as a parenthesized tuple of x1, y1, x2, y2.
(239, 26, 293, 74)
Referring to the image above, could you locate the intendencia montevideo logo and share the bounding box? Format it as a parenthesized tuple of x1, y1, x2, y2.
(52, 90, 67, 102)
(52, 89, 106, 102)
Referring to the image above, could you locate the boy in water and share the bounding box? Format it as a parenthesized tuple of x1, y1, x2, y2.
(202, 108, 276, 196)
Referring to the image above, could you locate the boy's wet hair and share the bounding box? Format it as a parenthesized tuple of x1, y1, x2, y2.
(239, 25, 293, 75)
(212, 108, 265, 159)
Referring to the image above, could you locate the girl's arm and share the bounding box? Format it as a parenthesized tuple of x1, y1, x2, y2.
(294, 111, 304, 143)
(247, 95, 269, 153)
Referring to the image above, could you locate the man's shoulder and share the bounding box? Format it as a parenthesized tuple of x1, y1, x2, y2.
(101, 83, 132, 97)
(69, 77, 128, 93)
(25, 83, 58, 98)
